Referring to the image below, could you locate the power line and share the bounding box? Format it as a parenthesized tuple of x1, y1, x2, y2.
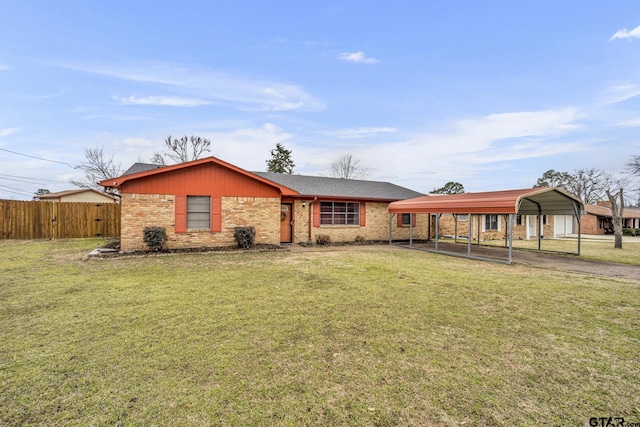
(0, 184, 34, 196)
(0, 176, 50, 185)
(0, 147, 74, 167)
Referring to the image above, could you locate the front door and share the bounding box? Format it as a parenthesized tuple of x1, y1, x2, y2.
(280, 203, 293, 243)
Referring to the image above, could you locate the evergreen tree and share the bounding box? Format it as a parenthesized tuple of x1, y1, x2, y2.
(266, 143, 295, 174)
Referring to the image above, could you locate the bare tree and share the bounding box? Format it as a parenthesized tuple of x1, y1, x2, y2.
(606, 187, 625, 249)
(628, 154, 640, 176)
(330, 153, 368, 179)
(151, 135, 212, 165)
(71, 146, 121, 190)
(566, 168, 614, 204)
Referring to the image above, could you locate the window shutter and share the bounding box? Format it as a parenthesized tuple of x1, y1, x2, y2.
(481, 215, 486, 232)
(175, 195, 187, 233)
(313, 201, 320, 227)
(359, 203, 366, 226)
(211, 197, 222, 232)
(397, 213, 403, 227)
(412, 213, 416, 227)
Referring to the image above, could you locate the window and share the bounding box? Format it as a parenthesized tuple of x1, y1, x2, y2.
(484, 214, 499, 231)
(401, 213, 412, 226)
(187, 196, 210, 229)
(320, 202, 359, 225)
(516, 215, 523, 225)
(457, 214, 467, 221)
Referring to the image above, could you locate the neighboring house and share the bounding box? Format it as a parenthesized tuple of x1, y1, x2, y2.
(34, 188, 118, 204)
(583, 203, 640, 234)
(99, 157, 425, 252)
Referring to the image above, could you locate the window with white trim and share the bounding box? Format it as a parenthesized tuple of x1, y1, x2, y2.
(457, 214, 467, 221)
(483, 214, 500, 231)
(187, 196, 210, 229)
(320, 202, 359, 225)
(401, 213, 412, 226)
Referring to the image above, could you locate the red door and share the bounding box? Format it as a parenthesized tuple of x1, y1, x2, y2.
(280, 203, 293, 243)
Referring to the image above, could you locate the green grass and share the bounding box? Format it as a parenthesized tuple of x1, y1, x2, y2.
(1, 239, 639, 426)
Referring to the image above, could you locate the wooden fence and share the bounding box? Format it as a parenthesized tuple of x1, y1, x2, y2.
(0, 200, 120, 240)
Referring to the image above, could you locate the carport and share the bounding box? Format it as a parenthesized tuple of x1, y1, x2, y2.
(388, 187, 585, 264)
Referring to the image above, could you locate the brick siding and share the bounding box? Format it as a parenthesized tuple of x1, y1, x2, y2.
(120, 193, 280, 251)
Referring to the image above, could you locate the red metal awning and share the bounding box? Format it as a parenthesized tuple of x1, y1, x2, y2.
(388, 187, 584, 215)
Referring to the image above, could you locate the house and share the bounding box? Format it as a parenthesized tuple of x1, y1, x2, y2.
(34, 188, 118, 203)
(99, 157, 425, 252)
(582, 203, 640, 234)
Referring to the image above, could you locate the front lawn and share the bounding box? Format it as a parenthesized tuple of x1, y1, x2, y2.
(1, 239, 639, 426)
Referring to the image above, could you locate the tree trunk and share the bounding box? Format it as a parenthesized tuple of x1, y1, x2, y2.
(606, 188, 624, 249)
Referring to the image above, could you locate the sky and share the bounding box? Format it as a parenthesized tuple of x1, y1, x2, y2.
(1, 1, 640, 200)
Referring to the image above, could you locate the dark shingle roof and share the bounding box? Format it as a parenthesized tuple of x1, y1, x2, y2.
(253, 172, 424, 201)
(123, 162, 164, 176)
(120, 160, 423, 201)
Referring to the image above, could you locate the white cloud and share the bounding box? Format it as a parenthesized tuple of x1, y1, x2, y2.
(205, 123, 294, 170)
(600, 83, 640, 104)
(326, 127, 398, 139)
(0, 127, 20, 138)
(116, 95, 211, 107)
(297, 108, 585, 191)
(616, 117, 640, 127)
(0, 64, 9, 71)
(609, 25, 640, 41)
(337, 51, 379, 64)
(60, 61, 325, 112)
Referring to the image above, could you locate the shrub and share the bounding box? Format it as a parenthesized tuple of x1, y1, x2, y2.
(315, 234, 331, 246)
(234, 227, 256, 249)
(355, 235, 366, 245)
(142, 226, 167, 251)
(623, 228, 640, 236)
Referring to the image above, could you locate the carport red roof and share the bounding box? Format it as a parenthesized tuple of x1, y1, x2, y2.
(388, 187, 584, 215)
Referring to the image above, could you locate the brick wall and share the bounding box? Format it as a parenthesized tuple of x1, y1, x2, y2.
(120, 193, 280, 251)
(290, 200, 430, 244)
(581, 214, 606, 235)
(435, 214, 553, 241)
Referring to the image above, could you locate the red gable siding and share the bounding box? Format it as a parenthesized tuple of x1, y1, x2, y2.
(119, 163, 281, 198)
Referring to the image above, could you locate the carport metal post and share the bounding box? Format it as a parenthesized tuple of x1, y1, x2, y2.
(508, 213, 515, 264)
(409, 216, 413, 247)
(467, 213, 472, 257)
(388, 213, 394, 244)
(435, 213, 441, 252)
(573, 201, 582, 256)
(538, 214, 543, 251)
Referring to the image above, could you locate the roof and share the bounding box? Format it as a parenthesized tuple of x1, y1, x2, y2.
(585, 204, 640, 219)
(104, 157, 424, 201)
(253, 172, 424, 201)
(36, 188, 118, 201)
(388, 187, 584, 215)
(99, 156, 298, 196)
(122, 162, 163, 176)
